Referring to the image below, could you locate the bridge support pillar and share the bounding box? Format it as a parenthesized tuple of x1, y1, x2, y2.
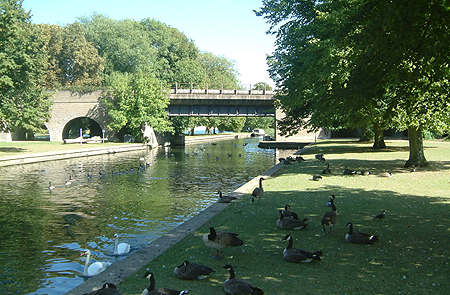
(275, 108, 329, 142)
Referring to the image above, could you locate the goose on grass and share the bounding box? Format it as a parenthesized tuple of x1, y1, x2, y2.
(142, 271, 189, 295)
(173, 260, 215, 280)
(251, 177, 264, 198)
(82, 283, 121, 295)
(282, 234, 322, 263)
(223, 264, 263, 295)
(321, 195, 337, 232)
(345, 222, 379, 244)
(276, 210, 308, 230)
(202, 227, 243, 259)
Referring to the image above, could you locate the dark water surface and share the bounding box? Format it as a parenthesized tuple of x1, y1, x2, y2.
(0, 138, 274, 294)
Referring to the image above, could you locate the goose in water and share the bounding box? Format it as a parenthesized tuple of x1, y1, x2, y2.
(113, 233, 131, 255)
(48, 181, 55, 191)
(142, 271, 189, 295)
(80, 249, 111, 277)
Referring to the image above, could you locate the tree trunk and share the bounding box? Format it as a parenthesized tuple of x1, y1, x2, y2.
(190, 128, 194, 136)
(405, 125, 428, 167)
(372, 124, 386, 149)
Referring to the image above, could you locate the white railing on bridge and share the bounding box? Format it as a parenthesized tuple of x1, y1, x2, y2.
(170, 88, 274, 95)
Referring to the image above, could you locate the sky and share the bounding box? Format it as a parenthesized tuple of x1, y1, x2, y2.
(22, 0, 276, 89)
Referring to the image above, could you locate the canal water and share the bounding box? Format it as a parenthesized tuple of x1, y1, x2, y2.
(0, 138, 275, 295)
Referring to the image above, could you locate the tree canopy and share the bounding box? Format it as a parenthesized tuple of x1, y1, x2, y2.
(0, 0, 51, 133)
(257, 0, 449, 166)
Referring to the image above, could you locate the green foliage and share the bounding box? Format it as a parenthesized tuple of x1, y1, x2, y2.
(102, 71, 172, 139)
(0, 0, 51, 132)
(257, 0, 449, 164)
(80, 14, 158, 75)
(199, 52, 240, 89)
(252, 81, 272, 91)
(243, 117, 274, 132)
(35, 23, 105, 88)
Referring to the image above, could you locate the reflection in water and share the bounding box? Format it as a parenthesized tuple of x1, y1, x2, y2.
(0, 138, 274, 295)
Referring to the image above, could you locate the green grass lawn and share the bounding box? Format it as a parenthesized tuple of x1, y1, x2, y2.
(0, 141, 137, 158)
(118, 140, 449, 294)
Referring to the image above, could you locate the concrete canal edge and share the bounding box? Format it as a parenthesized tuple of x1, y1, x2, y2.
(0, 144, 148, 167)
(65, 163, 284, 295)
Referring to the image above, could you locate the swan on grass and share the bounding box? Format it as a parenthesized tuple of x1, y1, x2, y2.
(113, 233, 131, 255)
(80, 249, 111, 277)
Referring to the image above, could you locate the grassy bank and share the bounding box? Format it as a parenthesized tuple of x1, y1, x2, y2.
(0, 141, 136, 158)
(116, 140, 449, 294)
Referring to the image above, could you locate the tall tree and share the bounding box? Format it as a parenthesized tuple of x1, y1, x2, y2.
(102, 71, 172, 140)
(257, 0, 449, 166)
(199, 52, 240, 89)
(80, 14, 158, 75)
(0, 0, 51, 133)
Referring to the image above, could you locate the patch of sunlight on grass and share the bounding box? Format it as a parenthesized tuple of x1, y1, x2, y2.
(369, 261, 383, 266)
(264, 276, 282, 282)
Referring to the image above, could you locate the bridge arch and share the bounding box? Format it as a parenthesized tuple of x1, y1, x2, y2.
(62, 117, 103, 140)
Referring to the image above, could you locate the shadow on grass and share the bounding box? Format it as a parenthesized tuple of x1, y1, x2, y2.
(275, 158, 450, 176)
(0, 147, 26, 153)
(118, 186, 450, 295)
(300, 140, 437, 156)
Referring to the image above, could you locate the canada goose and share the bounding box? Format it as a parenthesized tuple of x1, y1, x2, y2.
(312, 174, 322, 181)
(321, 195, 337, 232)
(82, 283, 121, 295)
(276, 210, 308, 230)
(379, 171, 393, 177)
(360, 170, 371, 176)
(217, 191, 237, 203)
(142, 271, 189, 295)
(113, 233, 131, 255)
(282, 204, 299, 220)
(282, 234, 322, 263)
(345, 222, 378, 244)
(202, 227, 244, 259)
(251, 178, 264, 198)
(80, 250, 111, 277)
(223, 264, 264, 295)
(342, 168, 357, 175)
(315, 154, 325, 161)
(173, 260, 215, 280)
(48, 181, 55, 191)
(295, 156, 305, 162)
(322, 163, 331, 174)
(410, 166, 416, 172)
(373, 210, 386, 220)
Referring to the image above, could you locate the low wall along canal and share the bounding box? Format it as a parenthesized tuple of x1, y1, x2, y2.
(0, 137, 276, 295)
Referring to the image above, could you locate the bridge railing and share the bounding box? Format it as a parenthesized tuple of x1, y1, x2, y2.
(169, 82, 274, 95)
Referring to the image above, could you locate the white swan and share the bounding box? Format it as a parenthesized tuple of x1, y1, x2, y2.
(81, 249, 111, 277)
(113, 233, 131, 255)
